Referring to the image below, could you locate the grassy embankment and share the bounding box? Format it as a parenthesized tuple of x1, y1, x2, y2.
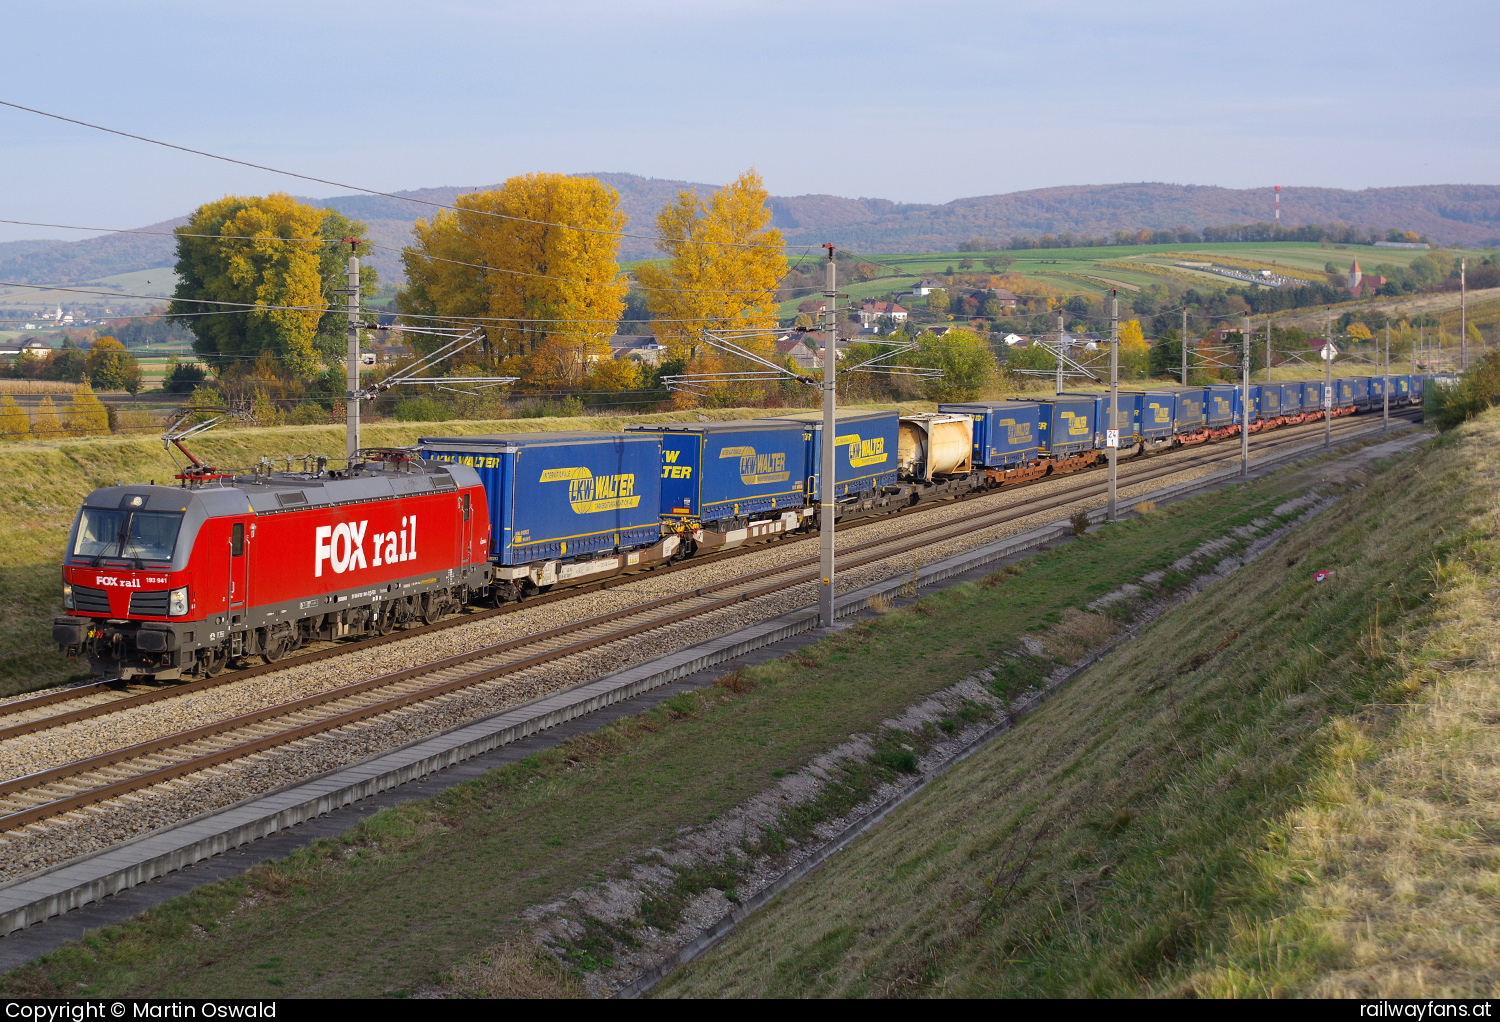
(0, 403, 932, 698)
(0, 449, 1335, 998)
(663, 410, 1499, 998)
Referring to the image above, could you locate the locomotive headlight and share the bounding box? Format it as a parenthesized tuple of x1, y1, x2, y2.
(168, 586, 189, 617)
(62, 582, 74, 609)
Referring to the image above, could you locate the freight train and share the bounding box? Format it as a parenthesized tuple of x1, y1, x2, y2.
(56, 375, 1423, 681)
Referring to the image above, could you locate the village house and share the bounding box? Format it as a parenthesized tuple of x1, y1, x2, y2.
(608, 334, 668, 364)
(774, 334, 818, 371)
(859, 301, 908, 328)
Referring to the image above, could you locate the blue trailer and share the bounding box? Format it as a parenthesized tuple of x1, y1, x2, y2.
(938, 401, 1042, 467)
(1136, 389, 1178, 439)
(418, 431, 663, 566)
(1410, 374, 1424, 404)
(1392, 374, 1412, 405)
(1334, 377, 1357, 408)
(625, 419, 807, 523)
(1020, 396, 1098, 456)
(1277, 382, 1304, 416)
(1205, 385, 1237, 428)
(1158, 387, 1207, 432)
(1302, 380, 1323, 415)
(1255, 383, 1281, 421)
(761, 409, 899, 500)
(1057, 392, 1140, 444)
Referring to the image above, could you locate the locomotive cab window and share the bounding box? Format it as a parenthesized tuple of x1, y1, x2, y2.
(231, 523, 244, 556)
(72, 509, 183, 564)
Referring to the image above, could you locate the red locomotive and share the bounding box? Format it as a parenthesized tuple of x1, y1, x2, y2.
(53, 449, 492, 681)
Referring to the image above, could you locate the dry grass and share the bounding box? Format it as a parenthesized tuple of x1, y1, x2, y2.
(661, 412, 1500, 999)
(0, 380, 76, 394)
(1183, 426, 1500, 998)
(441, 940, 584, 999)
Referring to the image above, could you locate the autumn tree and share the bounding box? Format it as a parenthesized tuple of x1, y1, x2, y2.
(32, 396, 63, 439)
(637, 170, 787, 367)
(66, 381, 110, 437)
(0, 395, 29, 440)
(1113, 318, 1151, 378)
(169, 193, 376, 378)
(1346, 321, 1373, 342)
(926, 288, 950, 315)
(910, 328, 996, 402)
(399, 174, 627, 389)
(85, 337, 143, 394)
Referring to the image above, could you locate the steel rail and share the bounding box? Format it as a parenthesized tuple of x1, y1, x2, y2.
(0, 409, 1418, 832)
(3, 407, 1419, 743)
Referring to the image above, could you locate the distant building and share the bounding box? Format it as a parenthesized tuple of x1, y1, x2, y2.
(608, 334, 667, 364)
(914, 280, 945, 297)
(985, 288, 1019, 311)
(859, 301, 908, 327)
(1374, 241, 1429, 250)
(1348, 260, 1362, 290)
(773, 335, 818, 370)
(999, 332, 1026, 346)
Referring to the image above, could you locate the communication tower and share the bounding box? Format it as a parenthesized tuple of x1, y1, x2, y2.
(1274, 185, 1281, 223)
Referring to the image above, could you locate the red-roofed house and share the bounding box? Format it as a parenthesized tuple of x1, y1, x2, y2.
(859, 301, 909, 327)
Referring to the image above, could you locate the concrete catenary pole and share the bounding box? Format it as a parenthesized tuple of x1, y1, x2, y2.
(1180, 307, 1188, 386)
(344, 245, 361, 463)
(819, 245, 838, 629)
(1460, 257, 1468, 371)
(1383, 319, 1390, 433)
(1054, 308, 1065, 395)
(1265, 316, 1273, 383)
(1107, 291, 1119, 521)
(1240, 315, 1251, 479)
(1324, 313, 1333, 450)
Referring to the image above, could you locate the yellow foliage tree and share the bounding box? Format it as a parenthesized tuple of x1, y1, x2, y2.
(0, 394, 29, 441)
(1119, 319, 1148, 351)
(66, 381, 111, 437)
(398, 174, 628, 389)
(170, 194, 371, 378)
(637, 170, 787, 366)
(1347, 322, 1373, 342)
(32, 396, 63, 440)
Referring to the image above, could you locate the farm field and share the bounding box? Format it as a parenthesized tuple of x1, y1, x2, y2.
(763, 242, 1493, 318)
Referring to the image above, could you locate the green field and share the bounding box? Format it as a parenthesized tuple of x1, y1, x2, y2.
(765, 241, 1493, 319)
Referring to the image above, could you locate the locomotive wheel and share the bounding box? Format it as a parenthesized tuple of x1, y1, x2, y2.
(199, 645, 227, 677)
(372, 604, 394, 636)
(421, 592, 442, 625)
(262, 632, 289, 664)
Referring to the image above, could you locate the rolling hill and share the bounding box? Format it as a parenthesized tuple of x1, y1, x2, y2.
(3, 178, 1496, 289)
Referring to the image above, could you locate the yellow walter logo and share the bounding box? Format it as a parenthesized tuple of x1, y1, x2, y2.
(1061, 412, 1090, 436)
(833, 433, 887, 468)
(720, 446, 790, 485)
(539, 467, 641, 514)
(999, 418, 1032, 443)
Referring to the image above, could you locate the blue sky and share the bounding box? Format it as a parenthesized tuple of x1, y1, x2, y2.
(1, 0, 1495, 243)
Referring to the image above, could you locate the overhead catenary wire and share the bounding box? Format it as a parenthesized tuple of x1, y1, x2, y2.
(0, 99, 792, 252)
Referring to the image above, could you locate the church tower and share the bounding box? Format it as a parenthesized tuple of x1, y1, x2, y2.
(1348, 259, 1363, 289)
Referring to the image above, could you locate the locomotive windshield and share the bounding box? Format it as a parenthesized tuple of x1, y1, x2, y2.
(73, 509, 183, 563)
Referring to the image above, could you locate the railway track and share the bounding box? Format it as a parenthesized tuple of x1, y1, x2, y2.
(0, 409, 1418, 836)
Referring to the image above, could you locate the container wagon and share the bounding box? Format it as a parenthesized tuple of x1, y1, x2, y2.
(624, 418, 813, 556)
(419, 431, 676, 600)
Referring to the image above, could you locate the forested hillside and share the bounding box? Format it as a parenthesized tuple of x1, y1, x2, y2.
(4, 178, 1496, 286)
